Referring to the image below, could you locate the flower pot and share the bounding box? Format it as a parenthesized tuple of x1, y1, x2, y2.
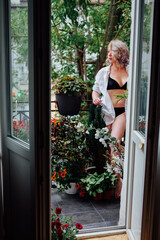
(85, 166, 96, 175)
(103, 190, 112, 200)
(65, 183, 78, 194)
(94, 193, 102, 201)
(55, 93, 81, 116)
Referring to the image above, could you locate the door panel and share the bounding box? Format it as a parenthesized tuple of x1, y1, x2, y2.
(127, 0, 154, 239)
(0, 1, 34, 239)
(0, 0, 51, 239)
(131, 136, 145, 240)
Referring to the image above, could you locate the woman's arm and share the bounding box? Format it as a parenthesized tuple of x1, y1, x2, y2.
(92, 91, 102, 105)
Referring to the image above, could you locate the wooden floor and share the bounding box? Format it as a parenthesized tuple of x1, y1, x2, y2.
(78, 233, 129, 240)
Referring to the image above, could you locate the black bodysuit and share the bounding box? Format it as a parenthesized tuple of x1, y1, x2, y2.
(107, 76, 127, 117)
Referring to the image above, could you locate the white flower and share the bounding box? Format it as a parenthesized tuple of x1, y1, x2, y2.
(107, 164, 113, 173)
(86, 130, 89, 134)
(95, 133, 99, 139)
(99, 138, 103, 143)
(102, 127, 109, 133)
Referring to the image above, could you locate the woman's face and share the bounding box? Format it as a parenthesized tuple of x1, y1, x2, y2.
(108, 46, 117, 64)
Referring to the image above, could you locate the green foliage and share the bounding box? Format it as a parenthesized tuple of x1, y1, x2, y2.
(11, 7, 28, 64)
(52, 75, 87, 95)
(51, 207, 82, 240)
(143, 3, 152, 53)
(81, 171, 118, 197)
(87, 104, 106, 173)
(13, 121, 29, 143)
(115, 0, 132, 48)
(51, 116, 93, 190)
(86, 104, 119, 173)
(113, 89, 128, 107)
(51, 0, 131, 82)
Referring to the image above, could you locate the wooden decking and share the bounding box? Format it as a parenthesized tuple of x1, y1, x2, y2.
(78, 233, 129, 240)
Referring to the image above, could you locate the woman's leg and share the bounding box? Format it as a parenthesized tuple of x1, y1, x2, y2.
(110, 112, 126, 198)
(111, 112, 126, 151)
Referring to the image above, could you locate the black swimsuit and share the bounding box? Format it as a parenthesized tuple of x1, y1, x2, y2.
(107, 76, 127, 117)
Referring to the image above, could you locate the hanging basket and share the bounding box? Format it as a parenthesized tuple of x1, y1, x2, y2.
(55, 93, 81, 116)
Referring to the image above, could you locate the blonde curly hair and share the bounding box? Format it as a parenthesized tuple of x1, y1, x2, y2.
(107, 39, 129, 68)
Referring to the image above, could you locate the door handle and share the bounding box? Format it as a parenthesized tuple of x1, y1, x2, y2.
(138, 141, 144, 150)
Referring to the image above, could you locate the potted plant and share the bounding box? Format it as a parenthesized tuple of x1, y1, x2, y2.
(80, 172, 104, 200)
(80, 171, 118, 200)
(101, 171, 118, 200)
(51, 207, 83, 240)
(52, 75, 86, 116)
(51, 115, 92, 193)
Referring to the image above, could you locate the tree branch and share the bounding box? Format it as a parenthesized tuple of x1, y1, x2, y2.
(114, 18, 129, 39)
(51, 48, 77, 63)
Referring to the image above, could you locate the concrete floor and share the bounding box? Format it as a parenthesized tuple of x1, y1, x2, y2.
(51, 188, 120, 230)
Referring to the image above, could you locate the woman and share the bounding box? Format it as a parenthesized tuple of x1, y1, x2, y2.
(92, 39, 129, 197)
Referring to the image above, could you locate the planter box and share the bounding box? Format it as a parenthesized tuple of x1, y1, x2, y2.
(56, 93, 81, 116)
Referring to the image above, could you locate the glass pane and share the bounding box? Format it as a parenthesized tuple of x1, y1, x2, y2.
(11, 0, 29, 143)
(136, 1, 154, 135)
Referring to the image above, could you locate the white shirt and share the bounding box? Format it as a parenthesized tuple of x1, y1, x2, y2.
(93, 65, 128, 125)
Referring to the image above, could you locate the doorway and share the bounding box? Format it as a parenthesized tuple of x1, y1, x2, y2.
(50, 0, 131, 234)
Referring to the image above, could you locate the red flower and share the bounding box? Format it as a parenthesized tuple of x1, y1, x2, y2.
(75, 184, 79, 189)
(80, 192, 84, 197)
(58, 171, 62, 176)
(61, 172, 66, 178)
(51, 222, 55, 230)
(66, 238, 71, 240)
(81, 189, 85, 193)
(75, 223, 83, 229)
(56, 228, 63, 234)
(62, 224, 69, 228)
(55, 207, 62, 214)
(55, 220, 61, 228)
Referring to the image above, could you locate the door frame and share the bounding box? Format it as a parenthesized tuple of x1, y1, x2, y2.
(31, 0, 51, 239)
(141, 0, 160, 239)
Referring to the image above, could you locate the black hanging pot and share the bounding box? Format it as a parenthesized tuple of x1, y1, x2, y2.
(55, 93, 82, 116)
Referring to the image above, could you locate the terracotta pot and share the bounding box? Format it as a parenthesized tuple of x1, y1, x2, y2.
(94, 193, 102, 201)
(103, 190, 112, 200)
(56, 93, 81, 116)
(65, 183, 78, 195)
